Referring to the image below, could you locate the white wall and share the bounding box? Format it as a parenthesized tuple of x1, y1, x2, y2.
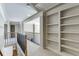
(35, 24, 40, 33)
(34, 24, 40, 44)
(8, 22, 21, 33)
(24, 17, 40, 44)
(0, 9, 5, 50)
(0, 19, 4, 50)
(24, 17, 40, 33)
(24, 24, 33, 32)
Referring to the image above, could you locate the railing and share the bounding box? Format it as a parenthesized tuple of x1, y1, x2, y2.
(4, 32, 17, 46)
(4, 32, 28, 56)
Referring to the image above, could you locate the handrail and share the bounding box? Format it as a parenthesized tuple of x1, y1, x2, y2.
(17, 33, 27, 56)
(4, 32, 27, 56)
(0, 50, 3, 56)
(5, 32, 17, 46)
(4, 32, 17, 56)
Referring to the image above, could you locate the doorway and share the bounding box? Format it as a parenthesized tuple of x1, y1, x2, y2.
(10, 25, 15, 38)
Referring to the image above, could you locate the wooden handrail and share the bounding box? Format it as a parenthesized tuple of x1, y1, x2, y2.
(0, 50, 3, 56)
(13, 45, 17, 56)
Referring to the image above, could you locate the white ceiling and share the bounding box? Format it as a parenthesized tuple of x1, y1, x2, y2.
(1, 3, 37, 22)
(0, 3, 60, 22)
(35, 3, 60, 11)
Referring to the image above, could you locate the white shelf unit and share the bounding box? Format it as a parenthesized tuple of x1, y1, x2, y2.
(47, 24, 58, 26)
(61, 23, 79, 26)
(61, 38, 79, 43)
(46, 12, 61, 53)
(45, 5, 79, 56)
(60, 5, 79, 55)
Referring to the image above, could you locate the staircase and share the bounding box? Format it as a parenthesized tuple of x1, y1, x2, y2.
(0, 32, 18, 56)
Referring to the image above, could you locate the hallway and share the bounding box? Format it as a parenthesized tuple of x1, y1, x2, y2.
(0, 3, 79, 56)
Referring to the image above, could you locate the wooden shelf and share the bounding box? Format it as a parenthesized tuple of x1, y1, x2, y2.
(61, 14, 79, 19)
(46, 12, 60, 55)
(45, 5, 79, 56)
(47, 41, 59, 49)
(47, 24, 58, 26)
(61, 45, 79, 52)
(61, 31, 79, 34)
(61, 38, 79, 43)
(48, 32, 58, 34)
(61, 51, 73, 56)
(46, 46, 59, 54)
(47, 46, 72, 56)
(48, 39, 58, 43)
(61, 23, 79, 26)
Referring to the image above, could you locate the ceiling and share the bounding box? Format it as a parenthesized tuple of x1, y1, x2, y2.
(1, 3, 37, 22)
(0, 3, 60, 22)
(35, 3, 60, 11)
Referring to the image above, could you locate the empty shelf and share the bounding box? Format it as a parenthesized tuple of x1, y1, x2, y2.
(48, 39, 58, 43)
(61, 38, 79, 43)
(47, 24, 58, 26)
(61, 45, 79, 52)
(46, 46, 59, 54)
(47, 46, 72, 56)
(61, 23, 79, 26)
(48, 32, 58, 34)
(61, 51, 73, 56)
(61, 14, 79, 19)
(61, 31, 79, 34)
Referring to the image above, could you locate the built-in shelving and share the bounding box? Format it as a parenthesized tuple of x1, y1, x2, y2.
(45, 5, 79, 56)
(60, 5, 79, 55)
(61, 45, 79, 52)
(46, 12, 60, 52)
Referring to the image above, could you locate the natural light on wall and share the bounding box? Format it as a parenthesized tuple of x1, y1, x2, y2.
(24, 17, 40, 33)
(0, 4, 6, 22)
(0, 4, 5, 50)
(24, 17, 40, 44)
